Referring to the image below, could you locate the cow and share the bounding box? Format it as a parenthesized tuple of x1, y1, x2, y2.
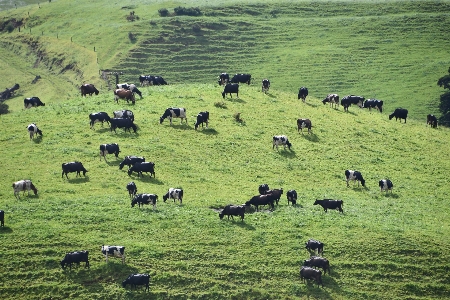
(110, 118, 137, 133)
(427, 114, 438, 128)
(61, 161, 88, 179)
(114, 89, 135, 104)
(113, 110, 134, 122)
(80, 84, 99, 97)
(218, 73, 230, 85)
(222, 83, 239, 99)
(267, 188, 283, 205)
(297, 119, 312, 134)
(287, 190, 298, 205)
(163, 188, 183, 204)
(322, 94, 339, 109)
(305, 239, 324, 255)
(341, 95, 364, 112)
(127, 162, 155, 177)
(60, 250, 90, 270)
(153, 76, 167, 85)
(195, 111, 209, 130)
(273, 135, 292, 150)
(12, 180, 38, 199)
(139, 75, 155, 86)
(363, 99, 383, 113)
(27, 123, 43, 140)
(99, 143, 120, 161)
(219, 204, 245, 221)
(230, 73, 251, 85)
(122, 274, 150, 292)
(119, 156, 145, 170)
(389, 108, 408, 123)
(245, 194, 275, 211)
(313, 199, 344, 213)
(101, 245, 125, 264)
(89, 112, 111, 129)
(126, 182, 137, 198)
(160, 107, 187, 125)
(262, 79, 270, 93)
(131, 194, 158, 209)
(300, 266, 323, 287)
(0, 210, 4, 227)
(298, 87, 308, 102)
(258, 184, 270, 195)
(303, 256, 330, 275)
(379, 179, 394, 193)
(345, 170, 365, 187)
(23, 97, 45, 109)
(116, 83, 142, 99)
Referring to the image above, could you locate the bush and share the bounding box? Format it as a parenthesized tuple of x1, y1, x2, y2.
(0, 103, 9, 114)
(6, 23, 14, 33)
(158, 8, 169, 17)
(128, 32, 136, 41)
(192, 24, 201, 32)
(173, 6, 202, 16)
(214, 101, 227, 109)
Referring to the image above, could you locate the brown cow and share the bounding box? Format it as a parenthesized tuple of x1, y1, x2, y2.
(297, 118, 312, 134)
(80, 84, 99, 97)
(114, 89, 135, 105)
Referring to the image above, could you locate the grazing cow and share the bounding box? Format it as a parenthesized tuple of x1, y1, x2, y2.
(262, 79, 270, 93)
(160, 107, 187, 125)
(89, 112, 111, 129)
(23, 97, 45, 109)
(219, 204, 245, 221)
(110, 118, 137, 133)
(114, 89, 135, 104)
(218, 73, 230, 85)
(303, 256, 330, 275)
(195, 111, 209, 130)
(131, 194, 158, 209)
(0, 210, 4, 227)
(60, 250, 90, 270)
(363, 99, 383, 113)
(99, 143, 120, 161)
(258, 184, 270, 195)
(427, 114, 438, 128)
(116, 83, 142, 99)
(12, 180, 38, 199)
(119, 156, 145, 170)
(389, 108, 408, 123)
(313, 199, 344, 213)
(273, 135, 292, 150)
(267, 188, 283, 205)
(297, 118, 312, 134)
(230, 73, 251, 85)
(300, 266, 323, 287)
(101, 245, 126, 264)
(113, 110, 134, 122)
(80, 84, 99, 97)
(287, 190, 298, 205)
(245, 194, 275, 211)
(139, 75, 153, 86)
(163, 188, 183, 204)
(298, 87, 308, 102)
(153, 76, 167, 85)
(27, 123, 43, 140)
(61, 161, 88, 179)
(222, 83, 239, 99)
(305, 239, 324, 255)
(322, 94, 339, 109)
(122, 274, 150, 292)
(341, 95, 364, 112)
(127, 162, 155, 177)
(379, 179, 394, 192)
(345, 170, 365, 187)
(126, 182, 137, 198)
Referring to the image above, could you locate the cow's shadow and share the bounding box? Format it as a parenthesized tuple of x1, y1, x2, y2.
(105, 160, 121, 167)
(91, 127, 110, 133)
(164, 124, 191, 130)
(226, 97, 246, 103)
(383, 192, 399, 198)
(265, 93, 276, 98)
(0, 227, 13, 234)
(304, 102, 319, 108)
(111, 131, 139, 137)
(221, 219, 256, 230)
(197, 128, 218, 135)
(133, 176, 164, 185)
(32, 136, 43, 144)
(64, 176, 90, 183)
(301, 133, 320, 142)
(278, 149, 297, 158)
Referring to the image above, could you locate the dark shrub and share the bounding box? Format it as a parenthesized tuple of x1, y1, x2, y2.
(158, 8, 169, 17)
(173, 6, 202, 16)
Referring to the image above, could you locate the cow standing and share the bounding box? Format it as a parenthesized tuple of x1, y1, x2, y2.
(341, 95, 364, 112)
(379, 179, 393, 192)
(116, 83, 142, 99)
(127, 182, 137, 198)
(99, 143, 120, 161)
(322, 94, 339, 109)
(300, 266, 323, 287)
(113, 110, 134, 122)
(61, 162, 88, 179)
(163, 188, 183, 204)
(345, 170, 365, 187)
(245, 194, 276, 211)
(305, 239, 324, 255)
(273, 135, 292, 150)
(427, 114, 438, 128)
(89, 112, 111, 129)
(114, 89, 135, 104)
(287, 190, 298, 205)
(80, 84, 99, 97)
(60, 250, 90, 269)
(313, 199, 344, 213)
(27, 123, 43, 140)
(230, 74, 251, 85)
(131, 194, 158, 209)
(122, 274, 150, 291)
(127, 162, 155, 177)
(389, 108, 408, 123)
(222, 83, 239, 99)
(363, 99, 383, 113)
(110, 118, 137, 133)
(160, 108, 187, 125)
(219, 205, 245, 221)
(298, 87, 308, 102)
(12, 180, 38, 199)
(195, 111, 209, 130)
(303, 256, 330, 275)
(101, 245, 126, 264)
(24, 97, 45, 109)
(119, 156, 145, 170)
(218, 73, 229, 85)
(297, 119, 312, 134)
(262, 79, 270, 93)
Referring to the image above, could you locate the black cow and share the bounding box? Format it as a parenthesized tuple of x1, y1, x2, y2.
(89, 112, 111, 129)
(62, 162, 88, 179)
(131, 194, 158, 208)
(160, 107, 187, 125)
(287, 190, 297, 205)
(322, 94, 339, 109)
(297, 119, 312, 134)
(345, 169, 365, 187)
(273, 135, 292, 150)
(379, 179, 393, 192)
(101, 245, 125, 264)
(267, 188, 283, 205)
(341, 95, 364, 112)
(195, 111, 209, 130)
(163, 188, 183, 204)
(245, 194, 275, 211)
(110, 118, 137, 133)
(305, 239, 324, 255)
(24, 97, 45, 109)
(427, 114, 438, 128)
(116, 83, 142, 99)
(80, 84, 99, 97)
(119, 156, 145, 170)
(303, 256, 330, 275)
(219, 204, 245, 221)
(363, 99, 383, 113)
(122, 274, 150, 292)
(300, 266, 323, 287)
(126, 182, 137, 198)
(230, 73, 251, 85)
(222, 83, 239, 99)
(153, 76, 167, 85)
(60, 250, 90, 270)
(298, 87, 308, 102)
(389, 108, 408, 123)
(113, 110, 134, 122)
(128, 162, 155, 177)
(313, 199, 344, 213)
(218, 73, 230, 85)
(258, 184, 270, 195)
(27, 123, 43, 140)
(0, 210, 4, 227)
(99, 143, 120, 161)
(262, 79, 270, 93)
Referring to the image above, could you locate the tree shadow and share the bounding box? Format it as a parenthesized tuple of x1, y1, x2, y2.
(301, 133, 320, 142)
(198, 128, 218, 135)
(0, 227, 13, 234)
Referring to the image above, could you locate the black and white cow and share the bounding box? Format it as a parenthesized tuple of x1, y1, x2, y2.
(12, 180, 38, 199)
(345, 170, 365, 187)
(113, 110, 134, 122)
(273, 135, 292, 150)
(298, 87, 308, 102)
(341, 95, 364, 112)
(110, 118, 137, 133)
(99, 143, 120, 161)
(230, 73, 251, 85)
(195, 111, 209, 130)
(61, 162, 88, 179)
(287, 190, 298, 205)
(160, 107, 187, 125)
(222, 83, 239, 99)
(131, 193, 158, 208)
(24, 97, 45, 109)
(139, 75, 155, 86)
(116, 83, 142, 99)
(427, 114, 438, 128)
(262, 79, 270, 93)
(218, 73, 230, 85)
(60, 250, 90, 270)
(127, 162, 155, 177)
(363, 99, 383, 113)
(119, 156, 145, 170)
(153, 76, 167, 85)
(379, 179, 393, 192)
(27, 123, 43, 140)
(126, 182, 137, 198)
(389, 108, 408, 123)
(0, 210, 4, 227)
(297, 119, 312, 134)
(163, 188, 183, 204)
(101, 245, 125, 264)
(322, 94, 339, 109)
(89, 112, 111, 129)
(122, 274, 150, 291)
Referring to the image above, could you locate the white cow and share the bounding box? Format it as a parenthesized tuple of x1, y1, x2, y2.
(12, 180, 38, 199)
(101, 245, 126, 264)
(27, 123, 43, 140)
(163, 188, 183, 204)
(272, 135, 292, 150)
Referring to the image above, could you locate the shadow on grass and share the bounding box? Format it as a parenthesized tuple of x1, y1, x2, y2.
(265, 92, 276, 98)
(383, 192, 399, 198)
(0, 227, 13, 234)
(65, 176, 90, 184)
(343, 110, 358, 116)
(278, 149, 297, 158)
(163, 124, 191, 130)
(303, 102, 318, 108)
(111, 130, 140, 137)
(301, 133, 320, 142)
(91, 127, 110, 133)
(226, 97, 246, 104)
(197, 128, 218, 135)
(105, 159, 121, 167)
(32, 135, 43, 144)
(131, 176, 164, 185)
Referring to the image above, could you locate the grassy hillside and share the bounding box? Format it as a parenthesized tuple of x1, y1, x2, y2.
(0, 83, 449, 299)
